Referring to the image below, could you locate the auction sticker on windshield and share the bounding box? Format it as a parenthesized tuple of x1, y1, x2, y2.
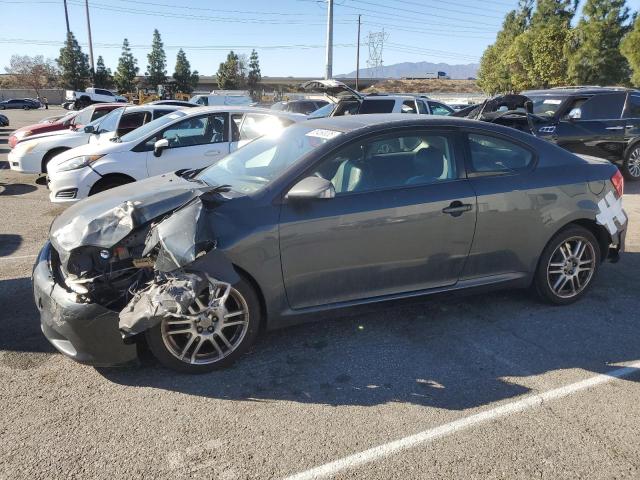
(306, 129, 342, 139)
(543, 99, 562, 104)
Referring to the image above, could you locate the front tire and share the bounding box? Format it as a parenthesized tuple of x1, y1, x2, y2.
(622, 145, 640, 180)
(533, 225, 600, 305)
(89, 175, 134, 195)
(146, 276, 261, 373)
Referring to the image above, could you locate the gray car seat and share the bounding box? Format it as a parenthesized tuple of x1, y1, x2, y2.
(405, 146, 446, 185)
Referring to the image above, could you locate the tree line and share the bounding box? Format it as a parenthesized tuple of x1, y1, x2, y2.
(3, 29, 262, 98)
(478, 0, 640, 94)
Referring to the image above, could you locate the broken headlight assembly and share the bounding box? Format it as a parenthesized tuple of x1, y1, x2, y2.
(57, 154, 105, 172)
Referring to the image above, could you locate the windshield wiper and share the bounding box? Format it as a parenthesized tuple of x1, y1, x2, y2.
(109, 136, 121, 143)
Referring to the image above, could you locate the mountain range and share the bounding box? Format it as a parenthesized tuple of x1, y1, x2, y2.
(338, 61, 479, 80)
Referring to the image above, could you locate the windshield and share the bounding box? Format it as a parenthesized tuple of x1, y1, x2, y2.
(308, 103, 335, 119)
(55, 111, 77, 125)
(95, 107, 124, 133)
(119, 110, 187, 143)
(197, 125, 340, 194)
(527, 96, 567, 117)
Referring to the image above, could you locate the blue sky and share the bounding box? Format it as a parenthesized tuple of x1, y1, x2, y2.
(3, 0, 640, 77)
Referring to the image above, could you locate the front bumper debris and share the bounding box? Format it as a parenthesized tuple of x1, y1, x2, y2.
(33, 242, 138, 366)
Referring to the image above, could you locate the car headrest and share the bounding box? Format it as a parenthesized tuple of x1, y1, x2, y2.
(414, 146, 445, 178)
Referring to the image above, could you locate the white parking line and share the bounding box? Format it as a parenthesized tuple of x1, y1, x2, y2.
(0, 254, 37, 261)
(283, 361, 640, 480)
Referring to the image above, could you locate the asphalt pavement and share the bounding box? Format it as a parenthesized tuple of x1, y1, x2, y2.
(1, 107, 639, 479)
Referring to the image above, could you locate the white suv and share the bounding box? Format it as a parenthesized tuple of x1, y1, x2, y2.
(302, 80, 453, 117)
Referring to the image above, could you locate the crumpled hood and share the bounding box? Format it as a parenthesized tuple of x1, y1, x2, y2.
(50, 173, 216, 256)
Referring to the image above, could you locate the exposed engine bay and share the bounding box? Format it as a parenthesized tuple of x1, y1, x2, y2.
(47, 172, 233, 338)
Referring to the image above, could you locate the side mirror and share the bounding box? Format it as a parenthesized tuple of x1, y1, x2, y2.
(83, 125, 95, 133)
(568, 107, 582, 121)
(286, 176, 335, 200)
(154, 138, 169, 157)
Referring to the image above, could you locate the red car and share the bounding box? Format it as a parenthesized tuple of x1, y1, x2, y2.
(9, 103, 126, 149)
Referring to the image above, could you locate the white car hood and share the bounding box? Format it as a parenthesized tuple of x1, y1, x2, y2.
(48, 140, 128, 172)
(25, 128, 85, 142)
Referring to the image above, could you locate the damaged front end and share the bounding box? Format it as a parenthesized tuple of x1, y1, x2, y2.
(34, 174, 238, 365)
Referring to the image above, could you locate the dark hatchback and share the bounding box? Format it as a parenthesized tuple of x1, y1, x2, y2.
(522, 87, 640, 180)
(0, 98, 40, 110)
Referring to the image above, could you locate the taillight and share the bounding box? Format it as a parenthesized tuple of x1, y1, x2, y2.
(611, 170, 624, 198)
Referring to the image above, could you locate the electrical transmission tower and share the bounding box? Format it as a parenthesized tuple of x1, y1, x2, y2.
(366, 30, 388, 78)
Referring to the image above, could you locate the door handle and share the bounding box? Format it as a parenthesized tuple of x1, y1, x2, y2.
(204, 150, 221, 156)
(605, 126, 624, 130)
(442, 201, 472, 217)
(625, 125, 634, 129)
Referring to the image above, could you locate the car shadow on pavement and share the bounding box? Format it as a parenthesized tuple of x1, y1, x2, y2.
(0, 234, 22, 256)
(96, 251, 640, 410)
(0, 183, 37, 195)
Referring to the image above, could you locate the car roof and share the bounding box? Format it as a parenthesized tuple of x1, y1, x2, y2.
(362, 95, 424, 101)
(523, 87, 639, 96)
(300, 113, 525, 133)
(180, 105, 306, 121)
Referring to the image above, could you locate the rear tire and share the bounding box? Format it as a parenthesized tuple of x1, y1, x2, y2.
(89, 175, 134, 195)
(146, 276, 261, 373)
(533, 225, 600, 305)
(622, 145, 640, 180)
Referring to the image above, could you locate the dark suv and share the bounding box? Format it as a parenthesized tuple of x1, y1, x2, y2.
(523, 87, 640, 180)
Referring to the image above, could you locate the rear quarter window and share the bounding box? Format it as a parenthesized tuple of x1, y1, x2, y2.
(467, 133, 534, 174)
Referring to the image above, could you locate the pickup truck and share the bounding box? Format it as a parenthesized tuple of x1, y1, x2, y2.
(65, 87, 127, 110)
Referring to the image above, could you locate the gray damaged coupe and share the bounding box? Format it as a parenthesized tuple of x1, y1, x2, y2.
(33, 115, 628, 373)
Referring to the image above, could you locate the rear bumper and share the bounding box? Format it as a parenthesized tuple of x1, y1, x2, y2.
(32, 242, 138, 367)
(607, 220, 626, 262)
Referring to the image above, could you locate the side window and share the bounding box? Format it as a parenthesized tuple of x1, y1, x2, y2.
(162, 114, 227, 148)
(467, 133, 533, 173)
(428, 101, 454, 116)
(401, 100, 418, 114)
(95, 89, 113, 97)
(314, 132, 457, 194)
(153, 109, 174, 120)
(91, 108, 111, 122)
(359, 99, 395, 114)
(239, 114, 287, 141)
(574, 93, 625, 120)
(117, 112, 150, 136)
(623, 95, 640, 119)
(231, 113, 243, 142)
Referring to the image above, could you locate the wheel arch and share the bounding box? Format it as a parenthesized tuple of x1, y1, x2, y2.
(42, 147, 71, 173)
(232, 264, 268, 332)
(89, 172, 136, 195)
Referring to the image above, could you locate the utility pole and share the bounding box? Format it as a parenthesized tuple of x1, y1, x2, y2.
(63, 0, 70, 33)
(324, 0, 333, 80)
(85, 0, 95, 78)
(355, 14, 361, 90)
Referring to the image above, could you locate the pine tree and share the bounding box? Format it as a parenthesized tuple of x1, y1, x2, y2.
(172, 49, 199, 93)
(247, 49, 261, 98)
(621, 16, 640, 86)
(146, 29, 167, 88)
(567, 0, 631, 85)
(56, 31, 91, 90)
(114, 39, 139, 93)
(477, 1, 532, 93)
(93, 56, 113, 89)
(531, 0, 578, 28)
(216, 51, 241, 89)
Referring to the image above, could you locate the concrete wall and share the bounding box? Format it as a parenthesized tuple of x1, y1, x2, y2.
(0, 89, 65, 104)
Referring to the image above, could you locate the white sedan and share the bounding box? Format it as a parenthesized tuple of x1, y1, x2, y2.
(46, 107, 305, 202)
(8, 105, 180, 174)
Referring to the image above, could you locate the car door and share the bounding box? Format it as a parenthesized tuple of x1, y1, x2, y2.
(621, 93, 640, 156)
(460, 131, 539, 278)
(145, 112, 230, 177)
(279, 128, 477, 309)
(554, 93, 626, 161)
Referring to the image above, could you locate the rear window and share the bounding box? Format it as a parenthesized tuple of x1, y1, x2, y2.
(576, 93, 625, 120)
(623, 95, 640, 118)
(359, 99, 395, 114)
(467, 134, 533, 173)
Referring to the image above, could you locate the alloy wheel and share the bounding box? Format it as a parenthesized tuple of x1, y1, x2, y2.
(160, 279, 250, 365)
(627, 147, 640, 178)
(546, 236, 596, 299)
